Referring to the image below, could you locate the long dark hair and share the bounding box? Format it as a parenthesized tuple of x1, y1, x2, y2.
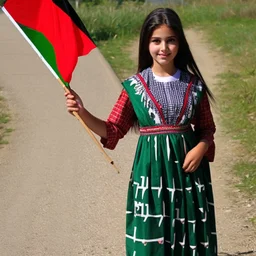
(138, 8, 214, 100)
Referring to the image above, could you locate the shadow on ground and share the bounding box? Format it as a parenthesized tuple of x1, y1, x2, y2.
(219, 250, 256, 256)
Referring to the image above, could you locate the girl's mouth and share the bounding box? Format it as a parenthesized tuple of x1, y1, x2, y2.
(158, 53, 170, 57)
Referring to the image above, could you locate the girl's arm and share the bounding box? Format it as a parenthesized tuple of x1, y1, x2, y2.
(192, 91, 216, 161)
(183, 92, 216, 172)
(65, 89, 135, 149)
(65, 90, 107, 138)
(100, 90, 136, 149)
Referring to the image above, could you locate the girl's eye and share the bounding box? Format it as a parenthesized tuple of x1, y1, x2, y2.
(168, 38, 176, 43)
(151, 38, 177, 44)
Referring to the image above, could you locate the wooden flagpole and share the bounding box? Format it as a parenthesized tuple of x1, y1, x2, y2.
(58, 79, 119, 173)
(1, 6, 119, 173)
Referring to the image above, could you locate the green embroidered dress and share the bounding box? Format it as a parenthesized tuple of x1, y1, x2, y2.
(121, 68, 217, 256)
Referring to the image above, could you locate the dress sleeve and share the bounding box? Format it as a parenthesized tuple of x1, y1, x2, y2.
(100, 89, 136, 150)
(191, 91, 216, 162)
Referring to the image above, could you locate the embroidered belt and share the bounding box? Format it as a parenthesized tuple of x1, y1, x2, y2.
(140, 125, 191, 135)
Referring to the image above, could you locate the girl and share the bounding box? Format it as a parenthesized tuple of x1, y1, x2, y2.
(65, 7, 217, 256)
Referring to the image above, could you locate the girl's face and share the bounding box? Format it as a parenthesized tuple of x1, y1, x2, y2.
(149, 24, 179, 73)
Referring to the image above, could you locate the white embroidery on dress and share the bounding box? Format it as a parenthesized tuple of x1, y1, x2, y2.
(128, 77, 161, 124)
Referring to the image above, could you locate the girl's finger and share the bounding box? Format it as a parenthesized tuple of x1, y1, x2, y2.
(184, 162, 194, 173)
(188, 166, 195, 173)
(66, 95, 75, 100)
(67, 107, 79, 112)
(66, 99, 77, 105)
(182, 159, 189, 169)
(189, 164, 199, 173)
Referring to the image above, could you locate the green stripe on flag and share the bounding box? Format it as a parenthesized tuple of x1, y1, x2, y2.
(20, 24, 69, 87)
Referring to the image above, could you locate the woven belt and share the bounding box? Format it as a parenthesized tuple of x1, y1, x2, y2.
(140, 125, 191, 135)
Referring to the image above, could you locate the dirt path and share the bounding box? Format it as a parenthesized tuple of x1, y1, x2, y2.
(129, 29, 256, 255)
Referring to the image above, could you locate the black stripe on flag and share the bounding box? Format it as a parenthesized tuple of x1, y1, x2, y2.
(53, 0, 95, 44)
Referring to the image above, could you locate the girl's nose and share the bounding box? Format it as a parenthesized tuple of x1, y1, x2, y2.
(160, 41, 168, 51)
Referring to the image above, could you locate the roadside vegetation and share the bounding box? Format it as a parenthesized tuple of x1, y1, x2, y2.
(77, 0, 256, 197)
(0, 88, 12, 145)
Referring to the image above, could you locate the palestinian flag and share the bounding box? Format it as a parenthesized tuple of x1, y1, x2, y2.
(2, 0, 96, 87)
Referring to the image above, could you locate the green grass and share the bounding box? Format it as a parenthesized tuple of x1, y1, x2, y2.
(98, 36, 136, 80)
(235, 162, 256, 195)
(78, 0, 256, 198)
(251, 216, 256, 225)
(77, 1, 149, 42)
